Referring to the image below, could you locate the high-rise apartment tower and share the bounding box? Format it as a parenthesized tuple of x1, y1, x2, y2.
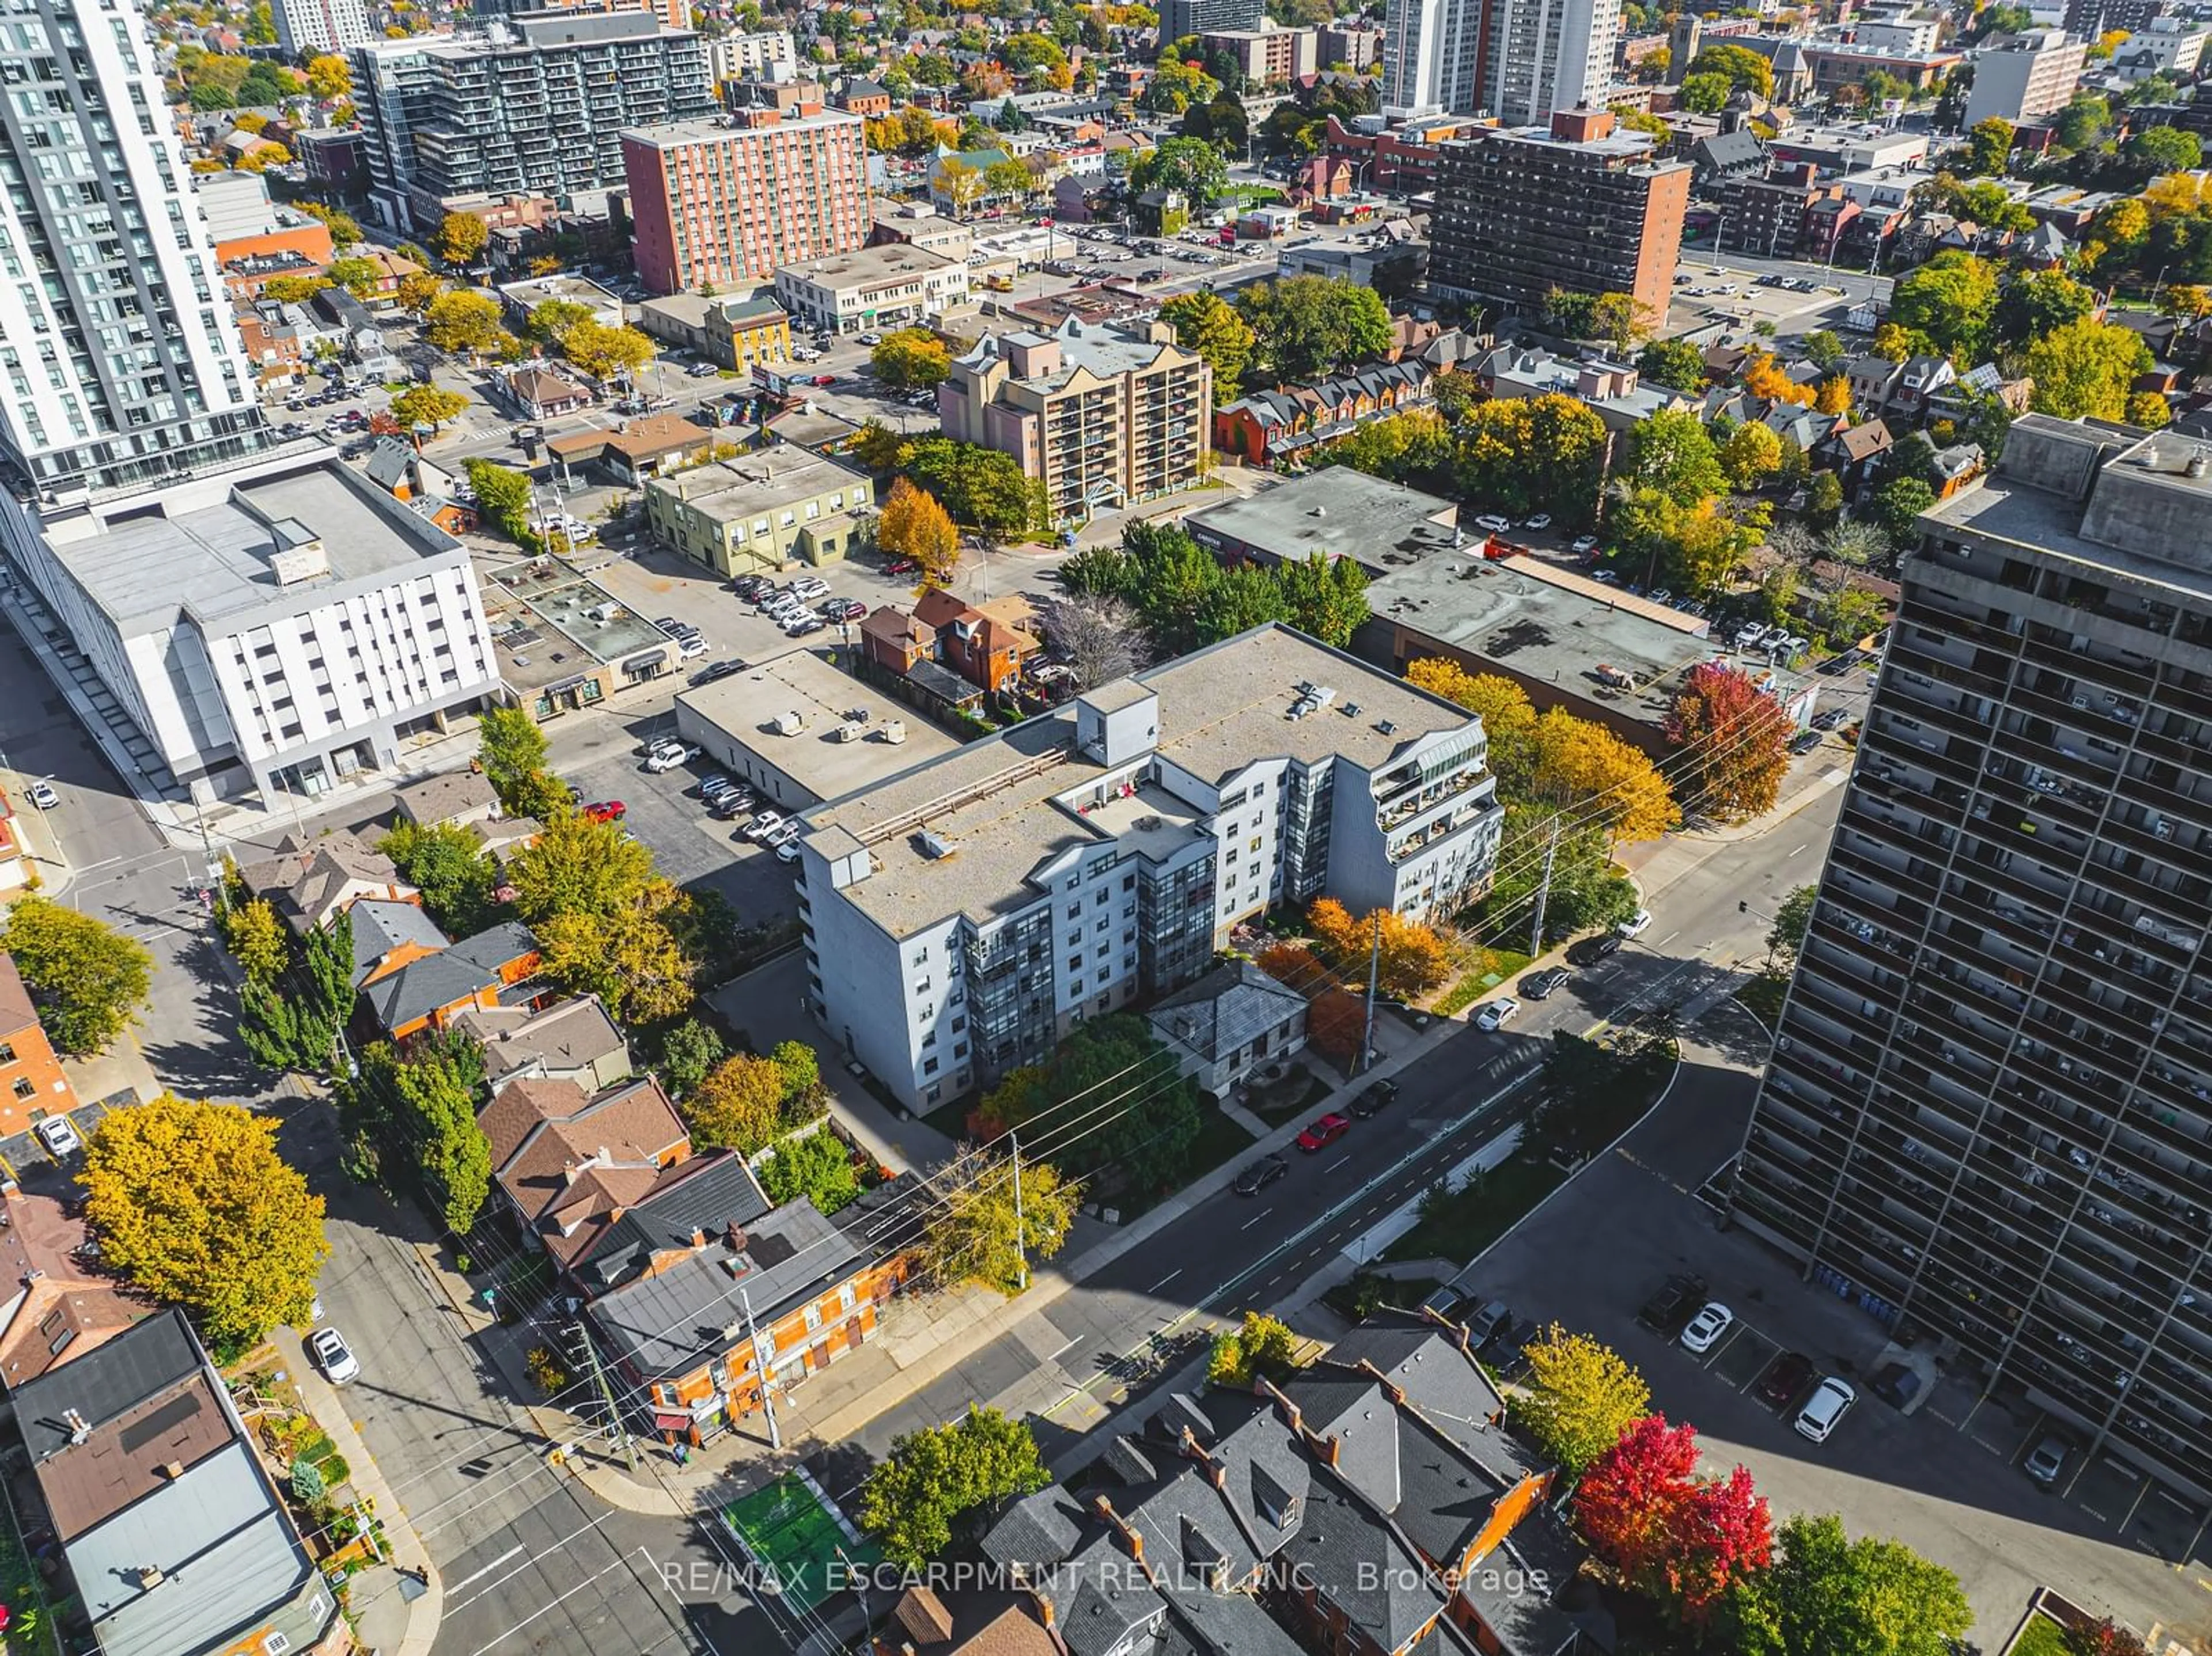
(1732, 414, 2212, 1502)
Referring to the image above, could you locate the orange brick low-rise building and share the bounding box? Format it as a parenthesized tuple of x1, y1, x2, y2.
(0, 952, 77, 1141)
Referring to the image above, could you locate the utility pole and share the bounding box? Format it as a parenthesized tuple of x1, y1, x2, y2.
(1528, 817, 1563, 961)
(1010, 1128, 1028, 1291)
(573, 1321, 639, 1473)
(740, 1288, 782, 1452)
(1359, 908, 1382, 1074)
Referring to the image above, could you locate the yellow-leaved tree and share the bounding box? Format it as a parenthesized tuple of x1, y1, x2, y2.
(880, 477, 961, 588)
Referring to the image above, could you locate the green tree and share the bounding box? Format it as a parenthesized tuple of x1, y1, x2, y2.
(505, 809, 655, 924)
(904, 436, 1044, 536)
(1997, 267, 2097, 350)
(1967, 116, 2014, 176)
(423, 289, 503, 357)
(2055, 92, 2112, 153)
(1457, 393, 1610, 521)
(437, 209, 489, 267)
(1728, 1514, 1972, 1656)
(872, 327, 953, 389)
(1477, 805, 1642, 942)
(1814, 583, 1888, 649)
(2027, 317, 2154, 419)
(1800, 330, 1845, 373)
(1160, 290, 1257, 393)
(1591, 291, 1655, 356)
(758, 1128, 863, 1215)
(1208, 1310, 1301, 1387)
(0, 897, 153, 1057)
(1874, 476, 1938, 543)
(1275, 551, 1370, 647)
(389, 384, 469, 431)
(1805, 471, 1844, 524)
(982, 1015, 1202, 1194)
(1513, 1325, 1652, 1473)
(464, 458, 535, 544)
(1319, 408, 1454, 488)
(1690, 41, 1772, 97)
(659, 1018, 725, 1097)
(525, 298, 596, 345)
(1628, 408, 1728, 505)
(534, 889, 695, 1025)
(475, 704, 556, 816)
(1887, 251, 1999, 361)
(923, 1146, 1077, 1293)
(378, 818, 498, 935)
(1235, 275, 1393, 381)
(1196, 562, 1290, 642)
(1637, 338, 1708, 392)
(221, 896, 291, 984)
(1679, 71, 1730, 113)
(345, 1035, 491, 1233)
(324, 255, 381, 297)
(1766, 883, 1820, 971)
(1128, 134, 1230, 206)
(770, 1039, 821, 1109)
(80, 1096, 329, 1350)
(859, 1407, 1050, 1568)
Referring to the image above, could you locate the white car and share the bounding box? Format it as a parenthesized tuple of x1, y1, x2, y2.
(24, 780, 58, 810)
(790, 576, 830, 600)
(775, 838, 804, 862)
(33, 1115, 82, 1158)
(1522, 513, 1553, 531)
(1794, 1376, 1857, 1442)
(1472, 514, 1512, 534)
(310, 1325, 361, 1385)
(1679, 1302, 1735, 1354)
(1618, 909, 1653, 938)
(747, 810, 786, 841)
(1475, 995, 1519, 1032)
(676, 634, 710, 658)
(1570, 535, 1599, 555)
(857, 331, 882, 346)
(645, 741, 696, 774)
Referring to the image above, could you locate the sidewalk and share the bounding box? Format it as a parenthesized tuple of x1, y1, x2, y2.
(272, 1327, 444, 1656)
(487, 1003, 1468, 1518)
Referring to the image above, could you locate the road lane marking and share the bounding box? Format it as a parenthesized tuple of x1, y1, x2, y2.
(1324, 1154, 1351, 1173)
(448, 1545, 525, 1591)
(1147, 1268, 1183, 1293)
(469, 1553, 639, 1655)
(1239, 1207, 1272, 1231)
(1787, 842, 1809, 857)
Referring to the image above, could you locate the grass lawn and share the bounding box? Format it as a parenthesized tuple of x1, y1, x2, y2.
(1324, 1270, 1436, 1321)
(921, 1093, 977, 1143)
(1248, 1069, 1334, 1124)
(1112, 1100, 1257, 1219)
(2003, 1613, 2071, 1656)
(1385, 1155, 1569, 1265)
(1736, 971, 1788, 1027)
(1436, 948, 1533, 1017)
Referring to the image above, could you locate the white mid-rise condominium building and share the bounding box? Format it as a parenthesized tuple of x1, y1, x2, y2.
(795, 626, 1504, 1111)
(274, 0, 373, 56)
(1382, 0, 1618, 122)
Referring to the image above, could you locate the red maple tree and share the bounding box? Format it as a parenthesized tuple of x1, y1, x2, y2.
(1664, 662, 1794, 825)
(1574, 1414, 1773, 1625)
(1305, 989, 1368, 1063)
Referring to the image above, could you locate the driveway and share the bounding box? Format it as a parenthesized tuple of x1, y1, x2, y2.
(1459, 1003, 2212, 1643)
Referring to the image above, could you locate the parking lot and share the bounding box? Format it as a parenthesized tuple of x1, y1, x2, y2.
(1460, 1005, 2212, 1644)
(0, 1092, 122, 1199)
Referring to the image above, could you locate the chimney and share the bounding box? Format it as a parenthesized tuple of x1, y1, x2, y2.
(691, 1227, 709, 1248)
(1035, 1591, 1055, 1628)
(135, 1566, 165, 1590)
(160, 1461, 185, 1481)
(1323, 1434, 1343, 1466)
(1091, 1494, 1143, 1562)
(63, 1408, 90, 1445)
(1202, 1456, 1227, 1491)
(1256, 1375, 1302, 1433)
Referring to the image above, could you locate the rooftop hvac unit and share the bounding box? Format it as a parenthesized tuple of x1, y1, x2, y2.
(835, 721, 862, 742)
(772, 710, 805, 735)
(919, 829, 957, 859)
(880, 719, 907, 744)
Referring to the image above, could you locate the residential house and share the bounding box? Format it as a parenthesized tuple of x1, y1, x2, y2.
(1843, 353, 1907, 414)
(980, 1309, 1604, 1656)
(869, 1589, 1060, 1656)
(363, 438, 476, 533)
(913, 586, 1041, 693)
(1891, 354, 1959, 420)
(361, 919, 542, 1039)
(836, 75, 893, 115)
(548, 413, 718, 486)
(1213, 358, 1433, 468)
(501, 365, 596, 419)
(1479, 347, 1685, 435)
(395, 768, 502, 829)
(558, 1149, 768, 1300)
(586, 1174, 923, 1443)
(457, 994, 634, 1096)
(310, 285, 401, 379)
(0, 952, 79, 1140)
(632, 293, 794, 372)
(643, 445, 877, 575)
(1815, 418, 1895, 499)
(1146, 958, 1308, 1093)
(0, 1178, 146, 1389)
(1926, 363, 2035, 427)
(859, 607, 936, 676)
(477, 1071, 691, 1263)
(1131, 187, 1190, 236)
(349, 897, 452, 990)
(239, 828, 418, 933)
(15, 1312, 345, 1656)
(235, 298, 308, 388)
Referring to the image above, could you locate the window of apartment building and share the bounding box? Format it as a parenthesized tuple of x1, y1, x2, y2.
(1095, 918, 1109, 935)
(950, 1015, 965, 1034)
(923, 1056, 940, 1075)
(1066, 931, 1081, 948)
(839, 1283, 857, 1314)
(1123, 873, 1136, 891)
(803, 1303, 821, 1332)
(12, 1079, 31, 1101)
(1070, 976, 1084, 995)
(1094, 888, 1108, 907)
(926, 1083, 941, 1102)
(1068, 954, 1084, 972)
(0, 1042, 15, 1063)
(953, 1041, 968, 1060)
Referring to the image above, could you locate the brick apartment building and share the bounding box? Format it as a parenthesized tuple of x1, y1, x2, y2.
(938, 316, 1212, 525)
(1429, 107, 1690, 331)
(622, 104, 869, 295)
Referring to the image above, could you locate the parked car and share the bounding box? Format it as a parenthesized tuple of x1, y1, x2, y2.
(1419, 1284, 1467, 1321)
(1869, 1361, 1922, 1408)
(1790, 729, 1824, 755)
(824, 598, 868, 622)
(857, 331, 882, 346)
(1757, 1351, 1815, 1409)
(791, 575, 830, 600)
(310, 1325, 361, 1385)
(677, 634, 710, 658)
(1794, 1376, 1857, 1442)
(1679, 1302, 1734, 1354)
(1521, 965, 1570, 999)
(775, 838, 804, 863)
(786, 617, 827, 638)
(1567, 933, 1622, 966)
(1813, 708, 1851, 731)
(1636, 1272, 1706, 1333)
(24, 780, 58, 810)
(1475, 995, 1519, 1032)
(1618, 909, 1653, 938)
(1522, 513, 1552, 531)
(1350, 1079, 1399, 1118)
(1571, 535, 1600, 556)
(581, 800, 626, 824)
(1472, 513, 1512, 533)
(744, 811, 786, 842)
(33, 1115, 82, 1158)
(644, 740, 696, 773)
(884, 558, 918, 576)
(691, 660, 746, 686)
(2024, 1433, 2071, 1487)
(687, 361, 718, 378)
(1233, 1154, 1289, 1196)
(1463, 1300, 1515, 1347)
(1295, 1112, 1351, 1152)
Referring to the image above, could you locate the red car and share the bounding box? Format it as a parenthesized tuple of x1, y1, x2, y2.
(1296, 1112, 1351, 1153)
(582, 800, 626, 824)
(883, 558, 918, 576)
(810, 373, 836, 387)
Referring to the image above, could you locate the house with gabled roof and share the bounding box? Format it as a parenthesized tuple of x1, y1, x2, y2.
(457, 994, 632, 1096)
(477, 1073, 692, 1261)
(360, 919, 540, 1039)
(238, 827, 417, 934)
